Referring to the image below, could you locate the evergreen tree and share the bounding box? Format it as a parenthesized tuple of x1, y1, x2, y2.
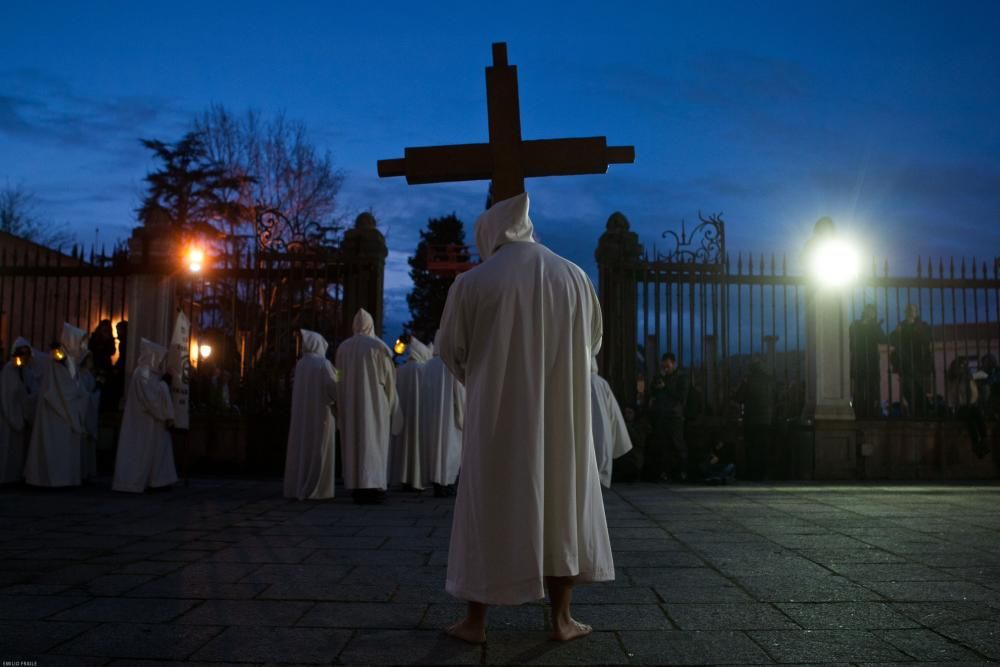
(405, 214, 467, 342)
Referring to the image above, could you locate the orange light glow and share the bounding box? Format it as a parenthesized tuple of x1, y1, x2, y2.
(186, 246, 206, 274)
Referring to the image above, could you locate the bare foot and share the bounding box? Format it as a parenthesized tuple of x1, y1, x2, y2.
(550, 617, 592, 641)
(446, 618, 486, 644)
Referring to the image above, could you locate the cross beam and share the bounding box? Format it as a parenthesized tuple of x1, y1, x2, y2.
(378, 43, 634, 203)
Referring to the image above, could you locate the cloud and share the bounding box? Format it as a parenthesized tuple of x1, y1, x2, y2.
(0, 68, 190, 155)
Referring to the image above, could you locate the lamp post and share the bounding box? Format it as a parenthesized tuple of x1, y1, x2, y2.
(803, 217, 861, 479)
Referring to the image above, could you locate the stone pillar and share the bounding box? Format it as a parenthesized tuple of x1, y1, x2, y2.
(124, 215, 179, 378)
(803, 218, 857, 479)
(595, 212, 642, 409)
(341, 212, 388, 340)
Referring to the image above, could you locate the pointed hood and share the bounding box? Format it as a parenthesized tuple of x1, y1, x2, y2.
(353, 308, 376, 337)
(408, 337, 432, 363)
(136, 338, 168, 373)
(474, 192, 535, 261)
(300, 329, 329, 357)
(60, 323, 87, 361)
(10, 337, 31, 357)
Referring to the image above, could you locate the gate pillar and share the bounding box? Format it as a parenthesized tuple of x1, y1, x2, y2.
(596, 212, 642, 408)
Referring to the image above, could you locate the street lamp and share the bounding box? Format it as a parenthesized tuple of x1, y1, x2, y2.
(186, 246, 205, 274)
(199, 344, 213, 361)
(807, 217, 860, 288)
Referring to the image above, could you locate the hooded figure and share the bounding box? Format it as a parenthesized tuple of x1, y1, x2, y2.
(590, 356, 633, 488)
(284, 329, 338, 500)
(389, 336, 432, 489)
(0, 337, 39, 483)
(336, 308, 400, 502)
(24, 323, 89, 487)
(112, 338, 177, 493)
(421, 330, 465, 494)
(437, 193, 613, 640)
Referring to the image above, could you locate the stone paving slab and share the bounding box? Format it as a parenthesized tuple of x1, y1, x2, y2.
(2, 480, 1000, 664)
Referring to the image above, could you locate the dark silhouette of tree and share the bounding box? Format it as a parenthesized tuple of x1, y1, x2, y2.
(0, 182, 71, 249)
(138, 131, 248, 234)
(405, 214, 467, 343)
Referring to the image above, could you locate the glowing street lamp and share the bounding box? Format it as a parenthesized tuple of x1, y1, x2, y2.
(807, 218, 860, 288)
(186, 246, 205, 274)
(199, 344, 213, 361)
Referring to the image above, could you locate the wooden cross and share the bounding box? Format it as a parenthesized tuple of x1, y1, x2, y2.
(377, 43, 634, 204)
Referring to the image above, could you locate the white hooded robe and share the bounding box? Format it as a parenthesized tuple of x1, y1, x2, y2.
(24, 324, 89, 487)
(112, 339, 177, 492)
(0, 337, 37, 483)
(336, 308, 399, 490)
(591, 361, 633, 488)
(284, 329, 338, 500)
(437, 192, 614, 605)
(421, 332, 465, 487)
(389, 337, 432, 489)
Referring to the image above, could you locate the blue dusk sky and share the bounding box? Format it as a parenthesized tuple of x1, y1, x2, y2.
(2, 1, 999, 339)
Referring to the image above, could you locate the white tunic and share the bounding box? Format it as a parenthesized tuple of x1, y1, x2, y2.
(79, 362, 101, 480)
(591, 367, 633, 488)
(389, 337, 432, 489)
(336, 308, 399, 490)
(284, 329, 338, 500)
(112, 339, 177, 493)
(0, 337, 37, 484)
(24, 324, 89, 488)
(421, 333, 465, 486)
(438, 193, 614, 605)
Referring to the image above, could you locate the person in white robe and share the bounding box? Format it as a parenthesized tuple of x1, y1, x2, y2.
(336, 308, 400, 504)
(78, 351, 102, 480)
(591, 356, 633, 488)
(389, 336, 432, 490)
(0, 338, 38, 483)
(437, 192, 613, 643)
(24, 323, 89, 487)
(421, 330, 465, 497)
(112, 338, 177, 493)
(284, 329, 338, 500)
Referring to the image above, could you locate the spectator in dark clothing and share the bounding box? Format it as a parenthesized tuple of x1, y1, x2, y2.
(849, 304, 886, 418)
(948, 357, 988, 459)
(645, 352, 690, 481)
(737, 359, 777, 481)
(89, 320, 116, 375)
(889, 304, 932, 417)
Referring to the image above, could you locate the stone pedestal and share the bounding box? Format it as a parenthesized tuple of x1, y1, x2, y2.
(341, 213, 388, 340)
(124, 220, 179, 378)
(595, 212, 642, 408)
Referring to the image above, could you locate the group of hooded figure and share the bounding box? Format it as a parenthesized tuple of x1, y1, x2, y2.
(283, 309, 466, 503)
(0, 322, 177, 492)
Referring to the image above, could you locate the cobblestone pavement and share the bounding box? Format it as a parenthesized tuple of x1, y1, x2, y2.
(2, 480, 1000, 665)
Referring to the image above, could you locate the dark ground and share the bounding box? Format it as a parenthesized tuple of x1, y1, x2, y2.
(1, 480, 999, 665)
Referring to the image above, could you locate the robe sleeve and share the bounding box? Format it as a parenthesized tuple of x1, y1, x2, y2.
(437, 277, 468, 384)
(323, 361, 338, 406)
(604, 383, 633, 459)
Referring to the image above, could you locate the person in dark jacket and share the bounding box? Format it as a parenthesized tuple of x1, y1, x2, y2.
(737, 359, 777, 481)
(889, 304, 932, 417)
(849, 304, 886, 418)
(645, 353, 690, 481)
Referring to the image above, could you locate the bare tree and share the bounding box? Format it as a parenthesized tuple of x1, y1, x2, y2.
(0, 183, 72, 250)
(195, 106, 345, 250)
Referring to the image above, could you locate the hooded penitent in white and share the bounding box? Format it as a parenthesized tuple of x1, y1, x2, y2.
(437, 192, 614, 605)
(591, 356, 633, 488)
(421, 330, 465, 487)
(24, 324, 89, 487)
(0, 337, 38, 483)
(284, 329, 338, 500)
(389, 336, 432, 489)
(112, 338, 177, 493)
(336, 308, 400, 490)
